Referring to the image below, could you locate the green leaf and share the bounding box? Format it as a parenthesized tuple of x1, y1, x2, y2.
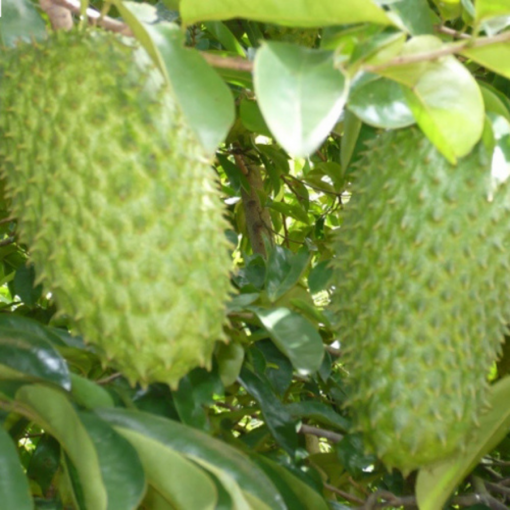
(216, 342, 245, 387)
(389, 0, 436, 34)
(70, 374, 115, 410)
(308, 261, 333, 294)
(463, 40, 510, 82)
(475, 0, 510, 22)
(0, 425, 32, 510)
(116, 428, 217, 510)
(255, 456, 329, 510)
(348, 74, 415, 129)
(77, 412, 146, 510)
(340, 111, 362, 172)
(286, 401, 350, 432)
(267, 201, 310, 225)
(14, 264, 42, 308)
(96, 408, 286, 510)
(416, 376, 510, 510)
(254, 43, 348, 157)
(204, 21, 245, 55)
(238, 367, 299, 457)
(265, 246, 311, 303)
(112, 2, 235, 154)
(479, 82, 510, 121)
(180, 0, 394, 27)
(251, 307, 324, 374)
(16, 385, 107, 510)
(0, 327, 70, 390)
(240, 99, 272, 138)
(1, 0, 46, 46)
(27, 435, 61, 494)
(380, 36, 484, 162)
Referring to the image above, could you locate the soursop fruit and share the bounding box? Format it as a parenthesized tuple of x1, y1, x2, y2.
(0, 30, 233, 388)
(331, 127, 510, 473)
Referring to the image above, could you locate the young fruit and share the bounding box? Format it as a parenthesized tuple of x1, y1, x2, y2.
(0, 30, 233, 388)
(331, 127, 510, 472)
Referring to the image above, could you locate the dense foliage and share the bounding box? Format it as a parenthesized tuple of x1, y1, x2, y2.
(2, 0, 510, 509)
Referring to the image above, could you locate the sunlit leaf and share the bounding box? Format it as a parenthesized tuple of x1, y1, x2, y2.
(255, 43, 348, 157)
(180, 0, 394, 27)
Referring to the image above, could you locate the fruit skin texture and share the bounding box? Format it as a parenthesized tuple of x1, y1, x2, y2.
(331, 128, 510, 473)
(0, 31, 233, 388)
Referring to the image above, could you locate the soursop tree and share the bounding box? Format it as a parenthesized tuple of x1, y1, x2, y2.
(2, 0, 510, 509)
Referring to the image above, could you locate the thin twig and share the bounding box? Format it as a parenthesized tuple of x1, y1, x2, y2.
(96, 372, 122, 385)
(299, 423, 343, 443)
(434, 24, 471, 39)
(365, 30, 510, 73)
(50, 0, 133, 35)
(323, 483, 365, 505)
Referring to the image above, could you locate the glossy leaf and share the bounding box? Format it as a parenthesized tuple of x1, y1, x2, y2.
(117, 428, 217, 510)
(265, 246, 311, 303)
(180, 0, 394, 27)
(0, 327, 70, 390)
(113, 1, 235, 154)
(251, 306, 324, 374)
(348, 74, 415, 129)
(379, 35, 484, 162)
(0, 425, 32, 510)
(95, 407, 286, 510)
(1, 0, 46, 46)
(238, 367, 299, 457)
(16, 385, 107, 510)
(416, 376, 510, 510)
(254, 43, 348, 157)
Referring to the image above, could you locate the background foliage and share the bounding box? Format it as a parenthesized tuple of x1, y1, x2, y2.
(2, 0, 510, 509)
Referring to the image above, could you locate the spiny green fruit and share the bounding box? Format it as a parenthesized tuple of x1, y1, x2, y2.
(0, 30, 233, 388)
(264, 25, 319, 48)
(331, 127, 510, 473)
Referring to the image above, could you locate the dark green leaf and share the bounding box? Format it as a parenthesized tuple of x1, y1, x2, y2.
(240, 99, 272, 137)
(14, 264, 42, 308)
(308, 261, 333, 294)
(27, 435, 60, 494)
(389, 0, 436, 34)
(96, 407, 286, 510)
(265, 246, 310, 303)
(0, 327, 70, 390)
(0, 425, 32, 510)
(239, 366, 299, 456)
(204, 21, 245, 55)
(286, 401, 350, 432)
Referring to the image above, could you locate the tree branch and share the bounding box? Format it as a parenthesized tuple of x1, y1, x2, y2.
(40, 0, 73, 31)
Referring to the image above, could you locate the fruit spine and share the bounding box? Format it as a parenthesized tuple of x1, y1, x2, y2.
(331, 127, 510, 472)
(0, 30, 233, 388)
